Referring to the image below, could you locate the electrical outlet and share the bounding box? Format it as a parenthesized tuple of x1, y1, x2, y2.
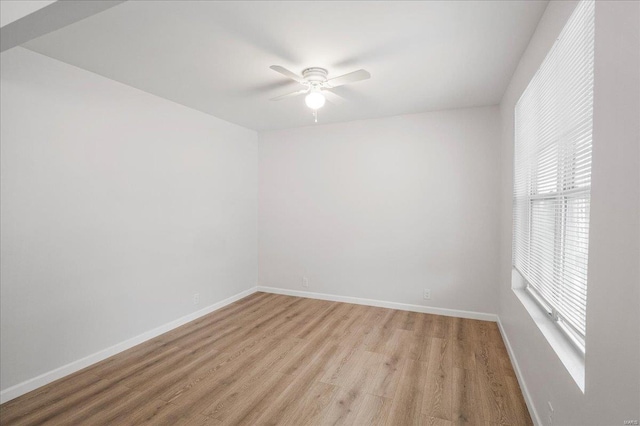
(193, 293, 200, 305)
(547, 401, 554, 425)
(302, 276, 309, 288)
(423, 289, 431, 300)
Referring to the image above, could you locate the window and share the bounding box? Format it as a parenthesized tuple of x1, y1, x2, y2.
(513, 0, 594, 352)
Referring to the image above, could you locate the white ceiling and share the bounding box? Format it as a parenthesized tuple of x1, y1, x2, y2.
(23, 1, 548, 131)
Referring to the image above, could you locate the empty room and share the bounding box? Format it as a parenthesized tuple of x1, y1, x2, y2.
(0, 0, 638, 425)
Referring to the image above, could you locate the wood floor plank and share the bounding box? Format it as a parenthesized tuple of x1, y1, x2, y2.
(140, 404, 218, 426)
(400, 310, 418, 331)
(320, 350, 377, 425)
(51, 379, 139, 425)
(472, 320, 500, 343)
(200, 336, 302, 418)
(410, 315, 434, 362)
(320, 387, 364, 426)
(452, 367, 484, 425)
(450, 318, 478, 342)
(385, 358, 429, 426)
(494, 339, 517, 378)
(279, 305, 358, 377)
(295, 301, 342, 339)
(431, 315, 452, 339)
(167, 335, 291, 413)
(2, 377, 126, 426)
(367, 351, 404, 399)
(286, 381, 338, 426)
(421, 415, 454, 426)
(326, 303, 370, 344)
(422, 337, 453, 421)
(117, 346, 207, 390)
(352, 394, 392, 426)
(99, 345, 183, 384)
(450, 317, 464, 341)
(249, 341, 341, 425)
(154, 349, 234, 403)
(75, 396, 168, 425)
(474, 339, 515, 425)
(319, 344, 366, 387)
(161, 298, 320, 405)
(181, 296, 305, 354)
(383, 328, 414, 360)
(386, 308, 415, 331)
(0, 373, 102, 424)
(365, 326, 396, 355)
(129, 347, 224, 402)
(504, 375, 534, 426)
(211, 373, 295, 425)
(452, 338, 476, 370)
(0, 292, 531, 426)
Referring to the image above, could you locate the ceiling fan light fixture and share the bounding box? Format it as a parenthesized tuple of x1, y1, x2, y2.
(305, 91, 326, 110)
(269, 65, 371, 120)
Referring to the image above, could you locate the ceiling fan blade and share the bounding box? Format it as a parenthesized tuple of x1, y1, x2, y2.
(270, 65, 304, 83)
(326, 69, 371, 88)
(322, 88, 346, 105)
(270, 88, 308, 101)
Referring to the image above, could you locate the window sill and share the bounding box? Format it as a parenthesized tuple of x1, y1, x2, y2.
(512, 269, 585, 392)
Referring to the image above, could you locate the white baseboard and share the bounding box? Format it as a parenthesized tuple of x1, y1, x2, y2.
(256, 286, 498, 322)
(497, 318, 542, 426)
(0, 286, 258, 404)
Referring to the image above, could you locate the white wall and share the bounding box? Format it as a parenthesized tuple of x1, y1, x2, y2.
(498, 1, 640, 424)
(0, 48, 258, 392)
(259, 106, 501, 315)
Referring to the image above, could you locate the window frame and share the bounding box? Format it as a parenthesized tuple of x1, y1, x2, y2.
(511, 0, 594, 356)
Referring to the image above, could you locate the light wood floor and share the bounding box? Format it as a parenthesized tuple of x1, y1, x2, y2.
(0, 292, 532, 425)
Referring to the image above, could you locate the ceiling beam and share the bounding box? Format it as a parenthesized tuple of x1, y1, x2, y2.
(1, 0, 125, 52)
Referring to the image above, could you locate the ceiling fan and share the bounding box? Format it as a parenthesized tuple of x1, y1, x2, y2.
(269, 65, 371, 121)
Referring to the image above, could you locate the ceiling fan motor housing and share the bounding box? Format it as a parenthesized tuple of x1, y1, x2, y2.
(302, 67, 328, 84)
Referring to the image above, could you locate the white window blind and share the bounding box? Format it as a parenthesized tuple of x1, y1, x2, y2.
(513, 0, 594, 351)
